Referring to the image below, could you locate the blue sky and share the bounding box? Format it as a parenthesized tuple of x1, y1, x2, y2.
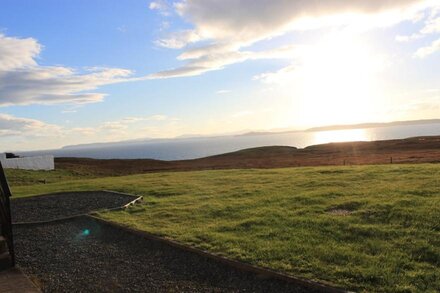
(0, 0, 439, 151)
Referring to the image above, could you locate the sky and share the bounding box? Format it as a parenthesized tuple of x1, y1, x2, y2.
(0, 0, 439, 151)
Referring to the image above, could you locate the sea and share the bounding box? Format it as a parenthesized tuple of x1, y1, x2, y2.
(19, 122, 440, 161)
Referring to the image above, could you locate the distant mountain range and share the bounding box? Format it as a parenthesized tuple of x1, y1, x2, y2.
(62, 118, 440, 150)
(305, 118, 440, 132)
(239, 118, 440, 136)
(62, 138, 155, 150)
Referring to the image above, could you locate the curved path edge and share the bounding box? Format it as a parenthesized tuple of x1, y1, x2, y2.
(89, 215, 354, 293)
(12, 190, 353, 292)
(12, 190, 143, 226)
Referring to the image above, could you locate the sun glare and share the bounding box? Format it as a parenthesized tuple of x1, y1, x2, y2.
(297, 35, 382, 127)
(312, 128, 369, 145)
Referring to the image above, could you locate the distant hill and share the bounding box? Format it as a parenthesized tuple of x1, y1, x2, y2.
(238, 118, 440, 136)
(60, 118, 440, 150)
(56, 135, 440, 177)
(61, 138, 155, 150)
(62, 132, 243, 150)
(306, 118, 440, 132)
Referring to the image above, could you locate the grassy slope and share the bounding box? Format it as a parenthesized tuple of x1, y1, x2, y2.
(7, 164, 440, 292)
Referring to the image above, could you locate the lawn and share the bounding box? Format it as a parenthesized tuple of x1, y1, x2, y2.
(5, 168, 97, 187)
(7, 164, 440, 292)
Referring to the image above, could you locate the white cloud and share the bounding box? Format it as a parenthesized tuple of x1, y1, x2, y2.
(101, 121, 129, 131)
(148, 45, 302, 79)
(0, 34, 133, 107)
(253, 64, 298, 84)
(395, 33, 423, 42)
(396, 14, 440, 42)
(69, 127, 97, 136)
(61, 109, 78, 114)
(414, 37, 440, 57)
(0, 113, 61, 137)
(0, 34, 40, 71)
(150, 0, 435, 78)
(117, 25, 127, 33)
(175, 0, 428, 42)
(147, 114, 171, 121)
(121, 114, 174, 122)
(155, 30, 201, 49)
(216, 89, 230, 94)
(149, 0, 171, 16)
(0, 113, 182, 150)
(420, 16, 440, 34)
(100, 115, 178, 132)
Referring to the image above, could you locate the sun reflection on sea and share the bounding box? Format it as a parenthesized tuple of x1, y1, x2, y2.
(312, 129, 369, 145)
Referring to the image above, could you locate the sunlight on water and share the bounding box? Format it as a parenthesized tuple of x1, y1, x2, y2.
(312, 129, 369, 145)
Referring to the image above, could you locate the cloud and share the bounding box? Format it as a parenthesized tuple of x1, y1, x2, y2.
(174, 0, 428, 42)
(117, 25, 127, 33)
(420, 16, 440, 34)
(151, 0, 435, 78)
(0, 113, 61, 137)
(396, 13, 440, 42)
(0, 113, 181, 150)
(155, 30, 201, 49)
(61, 109, 78, 114)
(100, 114, 178, 131)
(395, 5, 440, 57)
(0, 34, 133, 107)
(414, 37, 440, 57)
(0, 34, 40, 71)
(121, 114, 175, 122)
(69, 127, 97, 136)
(148, 45, 303, 78)
(253, 64, 298, 84)
(395, 33, 423, 42)
(216, 89, 230, 94)
(149, 0, 171, 16)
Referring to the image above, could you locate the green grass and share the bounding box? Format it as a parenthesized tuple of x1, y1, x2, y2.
(7, 164, 440, 292)
(4, 168, 96, 187)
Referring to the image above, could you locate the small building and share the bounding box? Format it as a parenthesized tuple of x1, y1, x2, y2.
(0, 153, 54, 170)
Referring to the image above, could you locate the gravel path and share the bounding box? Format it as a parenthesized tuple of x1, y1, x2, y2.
(14, 216, 315, 293)
(11, 191, 137, 223)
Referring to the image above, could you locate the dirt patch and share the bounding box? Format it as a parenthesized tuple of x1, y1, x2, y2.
(327, 209, 353, 216)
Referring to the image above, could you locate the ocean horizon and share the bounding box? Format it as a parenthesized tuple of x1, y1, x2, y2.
(18, 122, 440, 161)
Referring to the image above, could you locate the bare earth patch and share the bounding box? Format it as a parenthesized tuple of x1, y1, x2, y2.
(327, 209, 353, 216)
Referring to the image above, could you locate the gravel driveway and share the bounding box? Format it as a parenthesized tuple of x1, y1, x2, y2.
(12, 191, 137, 223)
(11, 191, 318, 292)
(14, 216, 314, 292)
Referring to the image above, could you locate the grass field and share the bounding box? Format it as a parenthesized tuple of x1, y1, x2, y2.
(7, 164, 440, 292)
(5, 168, 102, 187)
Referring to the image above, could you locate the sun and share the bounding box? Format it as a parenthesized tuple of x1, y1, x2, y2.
(297, 34, 382, 127)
